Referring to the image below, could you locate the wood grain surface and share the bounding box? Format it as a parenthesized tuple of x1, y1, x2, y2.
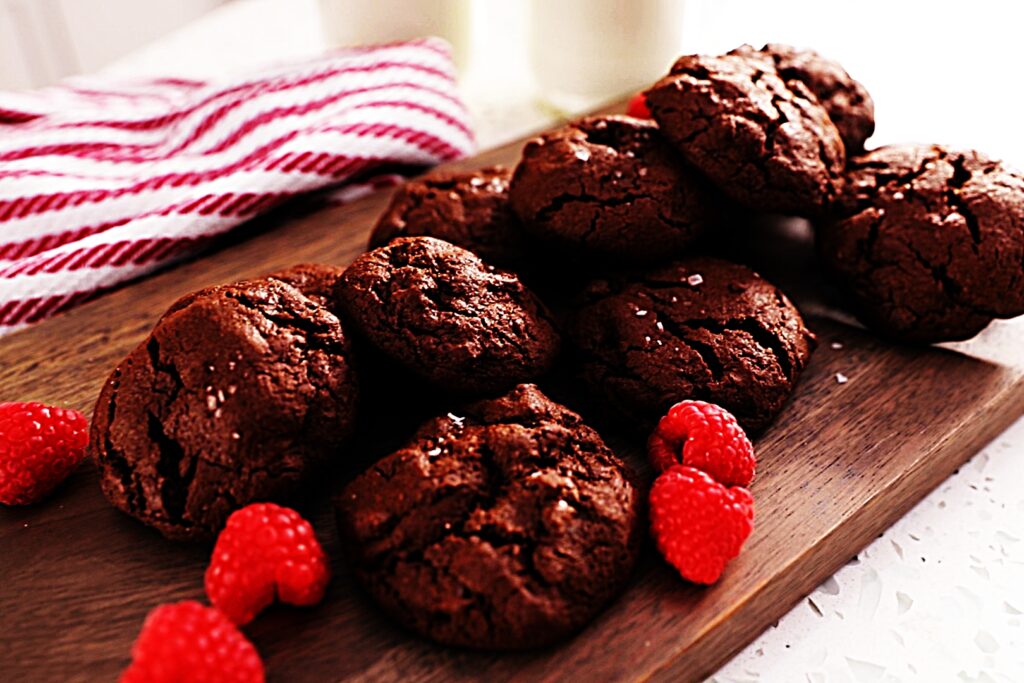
(2, 110, 1023, 683)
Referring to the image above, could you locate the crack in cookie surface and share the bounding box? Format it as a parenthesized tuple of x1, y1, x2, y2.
(730, 43, 875, 153)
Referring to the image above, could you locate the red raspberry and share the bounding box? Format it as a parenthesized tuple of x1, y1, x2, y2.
(649, 465, 754, 584)
(121, 601, 264, 683)
(626, 91, 652, 119)
(0, 402, 88, 505)
(647, 400, 755, 486)
(205, 503, 330, 625)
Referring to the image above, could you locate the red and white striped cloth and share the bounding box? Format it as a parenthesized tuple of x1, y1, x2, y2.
(0, 38, 474, 336)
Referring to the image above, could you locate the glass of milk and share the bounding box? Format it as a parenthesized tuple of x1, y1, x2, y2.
(317, 0, 472, 70)
(527, 0, 687, 111)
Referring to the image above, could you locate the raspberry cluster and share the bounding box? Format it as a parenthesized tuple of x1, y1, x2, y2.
(646, 400, 756, 584)
(121, 503, 330, 681)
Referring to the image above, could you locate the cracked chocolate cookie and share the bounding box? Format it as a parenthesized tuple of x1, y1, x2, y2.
(369, 166, 527, 267)
(336, 236, 560, 394)
(336, 383, 642, 649)
(508, 115, 724, 262)
(817, 144, 1024, 342)
(91, 276, 359, 541)
(730, 43, 875, 154)
(645, 51, 845, 216)
(571, 257, 815, 431)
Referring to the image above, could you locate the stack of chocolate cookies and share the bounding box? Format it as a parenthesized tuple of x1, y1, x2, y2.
(88, 42, 1024, 651)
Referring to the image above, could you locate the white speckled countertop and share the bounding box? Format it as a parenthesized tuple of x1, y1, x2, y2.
(97, 0, 1024, 679)
(715, 414, 1024, 682)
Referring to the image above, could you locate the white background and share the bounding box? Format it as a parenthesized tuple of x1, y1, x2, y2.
(0, 0, 224, 89)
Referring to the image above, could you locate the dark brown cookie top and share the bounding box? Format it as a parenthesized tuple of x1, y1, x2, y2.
(336, 384, 642, 650)
(731, 43, 875, 154)
(91, 277, 359, 541)
(368, 166, 527, 267)
(645, 51, 845, 216)
(336, 236, 560, 394)
(509, 115, 724, 262)
(267, 262, 346, 308)
(571, 257, 815, 432)
(817, 144, 1024, 342)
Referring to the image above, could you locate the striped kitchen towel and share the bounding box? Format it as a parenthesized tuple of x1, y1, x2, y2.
(0, 37, 474, 336)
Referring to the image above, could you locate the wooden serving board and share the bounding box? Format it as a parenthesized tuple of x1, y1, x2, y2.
(2, 106, 1023, 683)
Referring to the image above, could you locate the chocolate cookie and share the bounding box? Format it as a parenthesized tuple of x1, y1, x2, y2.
(571, 257, 815, 431)
(336, 384, 642, 649)
(645, 51, 844, 216)
(369, 166, 527, 267)
(730, 43, 875, 154)
(817, 144, 1024, 342)
(91, 277, 359, 541)
(336, 236, 560, 394)
(509, 115, 724, 262)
